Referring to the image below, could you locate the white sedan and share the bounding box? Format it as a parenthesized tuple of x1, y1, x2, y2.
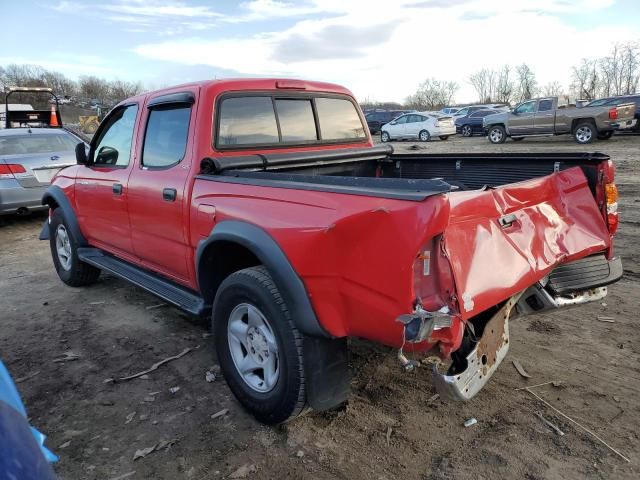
(380, 112, 456, 142)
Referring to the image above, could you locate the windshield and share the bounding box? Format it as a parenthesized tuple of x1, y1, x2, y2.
(0, 133, 77, 155)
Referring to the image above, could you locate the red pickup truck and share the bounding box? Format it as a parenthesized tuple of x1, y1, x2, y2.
(40, 79, 622, 424)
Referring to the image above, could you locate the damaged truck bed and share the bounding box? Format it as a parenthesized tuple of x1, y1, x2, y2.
(41, 79, 622, 424)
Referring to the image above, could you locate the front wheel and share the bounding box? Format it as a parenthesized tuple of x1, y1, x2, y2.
(380, 131, 390, 143)
(419, 130, 431, 142)
(574, 121, 596, 144)
(213, 266, 307, 425)
(461, 125, 473, 137)
(439, 135, 449, 141)
(488, 125, 506, 144)
(49, 209, 101, 287)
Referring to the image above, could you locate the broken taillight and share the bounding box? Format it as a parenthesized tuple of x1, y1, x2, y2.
(608, 108, 618, 120)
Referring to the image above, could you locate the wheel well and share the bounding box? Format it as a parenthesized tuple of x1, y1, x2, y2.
(571, 118, 596, 131)
(198, 240, 261, 305)
(43, 195, 59, 210)
(488, 123, 505, 129)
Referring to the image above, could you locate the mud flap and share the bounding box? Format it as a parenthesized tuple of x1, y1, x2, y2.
(432, 293, 521, 401)
(303, 337, 350, 411)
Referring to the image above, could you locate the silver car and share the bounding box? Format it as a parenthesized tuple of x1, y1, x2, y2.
(0, 128, 82, 215)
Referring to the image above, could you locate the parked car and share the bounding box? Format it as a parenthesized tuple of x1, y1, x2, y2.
(365, 110, 406, 134)
(381, 112, 455, 142)
(454, 109, 496, 137)
(40, 78, 621, 425)
(483, 96, 635, 144)
(585, 95, 640, 132)
(1, 128, 82, 215)
(440, 107, 459, 115)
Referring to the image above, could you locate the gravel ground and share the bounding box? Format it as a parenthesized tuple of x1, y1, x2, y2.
(1, 134, 639, 480)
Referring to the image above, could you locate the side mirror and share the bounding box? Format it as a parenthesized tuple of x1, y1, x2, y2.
(95, 146, 118, 165)
(75, 142, 88, 165)
(390, 121, 397, 125)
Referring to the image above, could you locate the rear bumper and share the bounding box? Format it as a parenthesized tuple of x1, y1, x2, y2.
(0, 180, 47, 215)
(432, 125, 456, 136)
(433, 255, 622, 401)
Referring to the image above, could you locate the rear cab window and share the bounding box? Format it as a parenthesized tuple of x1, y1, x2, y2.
(215, 93, 366, 149)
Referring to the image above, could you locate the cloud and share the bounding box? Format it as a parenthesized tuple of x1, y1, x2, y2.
(271, 22, 398, 62)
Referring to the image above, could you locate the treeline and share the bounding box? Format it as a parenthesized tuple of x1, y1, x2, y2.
(0, 64, 143, 106)
(363, 40, 640, 111)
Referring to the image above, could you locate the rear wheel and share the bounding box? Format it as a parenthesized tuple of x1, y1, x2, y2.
(213, 266, 306, 425)
(439, 135, 449, 141)
(488, 125, 506, 144)
(461, 125, 473, 137)
(49, 209, 101, 287)
(574, 121, 596, 144)
(381, 131, 390, 143)
(419, 130, 431, 142)
(597, 130, 614, 140)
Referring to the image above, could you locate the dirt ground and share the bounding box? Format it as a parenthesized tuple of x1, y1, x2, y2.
(1, 134, 639, 480)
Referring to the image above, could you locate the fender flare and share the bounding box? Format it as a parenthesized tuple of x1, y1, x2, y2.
(41, 185, 87, 246)
(196, 220, 329, 338)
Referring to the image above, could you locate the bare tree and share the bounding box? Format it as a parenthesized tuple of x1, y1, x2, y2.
(78, 75, 111, 104)
(109, 79, 143, 101)
(407, 78, 458, 110)
(495, 65, 515, 104)
(542, 81, 564, 96)
(620, 41, 640, 94)
(571, 59, 599, 99)
(469, 69, 492, 103)
(515, 63, 537, 102)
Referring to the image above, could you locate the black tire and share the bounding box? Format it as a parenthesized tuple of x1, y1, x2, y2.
(419, 130, 431, 142)
(512, 137, 525, 142)
(573, 121, 596, 144)
(212, 266, 306, 425)
(597, 130, 614, 140)
(488, 125, 506, 144)
(380, 131, 390, 143)
(439, 135, 449, 141)
(49, 208, 101, 287)
(461, 125, 473, 137)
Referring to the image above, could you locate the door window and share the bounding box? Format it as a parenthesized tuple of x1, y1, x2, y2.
(514, 101, 536, 114)
(394, 115, 409, 124)
(93, 104, 138, 166)
(142, 105, 191, 168)
(538, 99, 553, 112)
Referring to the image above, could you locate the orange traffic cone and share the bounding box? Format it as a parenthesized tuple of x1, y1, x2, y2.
(50, 104, 59, 127)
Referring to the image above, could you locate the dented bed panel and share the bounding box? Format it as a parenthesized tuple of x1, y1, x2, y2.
(443, 167, 610, 320)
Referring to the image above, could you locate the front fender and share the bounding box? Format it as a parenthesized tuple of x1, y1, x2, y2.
(41, 185, 87, 246)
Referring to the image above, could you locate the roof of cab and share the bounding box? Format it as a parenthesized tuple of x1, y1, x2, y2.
(126, 78, 355, 106)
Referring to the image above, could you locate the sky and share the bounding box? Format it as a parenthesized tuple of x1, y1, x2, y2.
(3, 0, 640, 103)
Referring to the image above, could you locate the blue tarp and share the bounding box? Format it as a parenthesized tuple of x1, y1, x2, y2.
(0, 361, 57, 479)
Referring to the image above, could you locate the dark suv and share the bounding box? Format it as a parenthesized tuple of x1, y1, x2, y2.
(364, 110, 406, 134)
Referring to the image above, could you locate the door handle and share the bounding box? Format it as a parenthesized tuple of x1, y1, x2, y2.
(112, 183, 123, 195)
(162, 188, 177, 202)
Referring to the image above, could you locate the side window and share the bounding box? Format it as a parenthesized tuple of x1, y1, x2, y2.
(93, 104, 138, 166)
(218, 97, 278, 146)
(457, 108, 469, 116)
(142, 105, 191, 168)
(515, 101, 536, 114)
(315, 97, 366, 140)
(395, 115, 408, 124)
(275, 99, 317, 142)
(538, 99, 553, 112)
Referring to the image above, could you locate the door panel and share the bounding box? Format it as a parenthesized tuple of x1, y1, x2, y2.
(508, 101, 537, 135)
(534, 99, 555, 134)
(75, 104, 139, 255)
(126, 91, 197, 283)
